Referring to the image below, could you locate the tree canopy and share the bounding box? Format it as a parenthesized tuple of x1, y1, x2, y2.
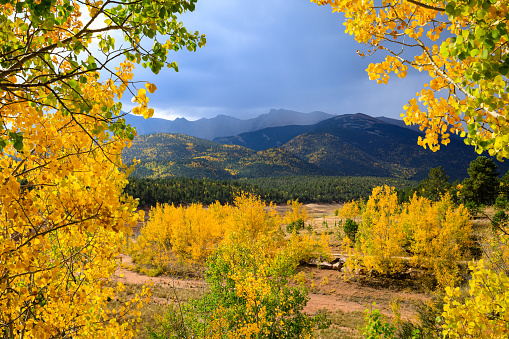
(0, 0, 204, 337)
(0, 0, 205, 148)
(461, 156, 500, 206)
(418, 166, 451, 201)
(312, 0, 509, 159)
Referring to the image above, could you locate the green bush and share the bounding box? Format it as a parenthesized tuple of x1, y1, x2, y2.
(343, 218, 359, 243)
(361, 304, 396, 339)
(149, 238, 328, 338)
(286, 218, 305, 233)
(396, 296, 444, 339)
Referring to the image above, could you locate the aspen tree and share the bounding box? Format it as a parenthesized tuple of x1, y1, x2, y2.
(0, 0, 204, 337)
(313, 0, 509, 159)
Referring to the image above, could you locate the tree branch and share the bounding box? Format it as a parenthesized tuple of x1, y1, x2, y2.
(405, 0, 445, 12)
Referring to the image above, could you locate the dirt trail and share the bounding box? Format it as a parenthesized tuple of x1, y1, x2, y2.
(113, 254, 205, 290)
(300, 267, 429, 318)
(113, 254, 428, 319)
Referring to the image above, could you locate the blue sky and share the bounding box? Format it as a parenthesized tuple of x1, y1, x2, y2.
(123, 0, 430, 121)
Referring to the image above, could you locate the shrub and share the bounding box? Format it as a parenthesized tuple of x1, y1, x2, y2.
(149, 237, 329, 338)
(361, 304, 397, 339)
(338, 200, 361, 219)
(286, 218, 305, 233)
(342, 186, 472, 287)
(343, 218, 359, 243)
(396, 296, 445, 339)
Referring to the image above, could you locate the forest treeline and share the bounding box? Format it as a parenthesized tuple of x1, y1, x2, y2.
(397, 156, 509, 209)
(126, 156, 509, 208)
(124, 175, 417, 206)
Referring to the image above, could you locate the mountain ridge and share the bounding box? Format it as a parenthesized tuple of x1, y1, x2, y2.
(123, 113, 509, 181)
(124, 108, 335, 140)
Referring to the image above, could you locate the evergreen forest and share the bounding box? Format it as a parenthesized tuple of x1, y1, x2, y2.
(125, 175, 417, 206)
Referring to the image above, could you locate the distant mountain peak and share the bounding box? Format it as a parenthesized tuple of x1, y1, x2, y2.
(124, 109, 335, 140)
(337, 112, 381, 121)
(375, 116, 423, 133)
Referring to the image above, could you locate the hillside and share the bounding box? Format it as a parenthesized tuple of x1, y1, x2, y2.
(280, 132, 414, 178)
(213, 124, 310, 151)
(124, 134, 325, 179)
(123, 114, 509, 181)
(215, 113, 509, 181)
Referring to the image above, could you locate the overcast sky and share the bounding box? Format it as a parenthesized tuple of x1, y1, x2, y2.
(123, 0, 430, 121)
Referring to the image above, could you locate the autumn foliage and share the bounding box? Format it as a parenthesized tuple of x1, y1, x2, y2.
(341, 185, 472, 288)
(130, 194, 330, 273)
(357, 185, 408, 275)
(313, 0, 509, 160)
(442, 260, 509, 338)
(0, 0, 204, 336)
(0, 65, 152, 337)
(134, 195, 330, 338)
(180, 237, 324, 338)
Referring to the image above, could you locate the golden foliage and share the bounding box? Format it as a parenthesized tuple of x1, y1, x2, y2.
(443, 260, 509, 338)
(144, 196, 329, 338)
(338, 200, 361, 220)
(358, 185, 407, 274)
(344, 186, 472, 287)
(312, 0, 509, 159)
(283, 199, 309, 225)
(200, 236, 319, 338)
(0, 60, 150, 337)
(401, 193, 472, 287)
(0, 0, 206, 335)
(130, 194, 330, 272)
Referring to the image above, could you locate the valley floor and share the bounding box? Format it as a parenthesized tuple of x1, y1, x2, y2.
(114, 203, 432, 338)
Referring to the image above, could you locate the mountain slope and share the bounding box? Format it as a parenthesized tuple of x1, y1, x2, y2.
(123, 133, 252, 163)
(213, 125, 310, 151)
(123, 113, 509, 181)
(215, 113, 426, 150)
(124, 109, 335, 140)
(215, 113, 509, 181)
(281, 132, 417, 178)
(124, 133, 325, 179)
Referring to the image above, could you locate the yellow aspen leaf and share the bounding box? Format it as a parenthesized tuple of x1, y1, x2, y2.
(137, 88, 146, 98)
(145, 82, 157, 93)
(0, 0, 204, 335)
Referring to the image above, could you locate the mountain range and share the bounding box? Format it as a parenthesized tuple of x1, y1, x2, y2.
(122, 110, 509, 181)
(124, 108, 335, 140)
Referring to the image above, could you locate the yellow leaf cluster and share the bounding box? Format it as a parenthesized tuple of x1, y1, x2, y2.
(358, 185, 407, 274)
(207, 237, 318, 338)
(132, 87, 155, 119)
(130, 201, 232, 265)
(312, 0, 509, 159)
(283, 199, 309, 225)
(337, 200, 361, 219)
(345, 186, 472, 287)
(442, 260, 509, 338)
(400, 193, 472, 287)
(0, 7, 147, 332)
(0, 0, 207, 334)
(0, 66, 147, 337)
(130, 193, 330, 271)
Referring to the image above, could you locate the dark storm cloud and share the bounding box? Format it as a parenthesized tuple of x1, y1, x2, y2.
(125, 0, 429, 121)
